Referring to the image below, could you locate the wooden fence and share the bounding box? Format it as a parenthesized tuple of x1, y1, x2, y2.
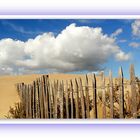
(16, 64, 140, 119)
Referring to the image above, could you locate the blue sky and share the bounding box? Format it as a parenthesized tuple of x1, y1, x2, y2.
(0, 19, 134, 41)
(0, 19, 140, 78)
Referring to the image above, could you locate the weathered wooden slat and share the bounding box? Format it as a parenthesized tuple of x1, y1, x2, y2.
(109, 70, 114, 118)
(65, 80, 69, 118)
(119, 67, 124, 118)
(25, 85, 29, 118)
(34, 81, 38, 118)
(62, 81, 64, 119)
(41, 76, 45, 118)
(130, 64, 137, 118)
(70, 80, 74, 118)
(36, 80, 41, 118)
(39, 78, 44, 118)
(21, 83, 25, 106)
(75, 78, 79, 118)
(17, 83, 22, 99)
(79, 78, 85, 118)
(41, 75, 47, 118)
(51, 83, 55, 118)
(92, 74, 97, 118)
(32, 81, 36, 118)
(54, 80, 58, 118)
(28, 84, 32, 118)
(45, 75, 49, 118)
(127, 92, 131, 115)
(60, 81, 64, 118)
(101, 72, 106, 118)
(85, 75, 90, 118)
(30, 84, 33, 118)
(48, 80, 52, 118)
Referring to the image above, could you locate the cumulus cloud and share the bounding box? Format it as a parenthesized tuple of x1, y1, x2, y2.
(111, 28, 123, 38)
(129, 42, 140, 48)
(0, 23, 131, 75)
(115, 51, 131, 61)
(132, 19, 140, 37)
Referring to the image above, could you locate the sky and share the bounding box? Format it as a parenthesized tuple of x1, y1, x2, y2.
(0, 19, 140, 78)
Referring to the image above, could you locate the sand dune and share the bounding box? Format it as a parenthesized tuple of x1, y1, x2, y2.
(0, 73, 130, 118)
(0, 74, 41, 118)
(0, 74, 87, 118)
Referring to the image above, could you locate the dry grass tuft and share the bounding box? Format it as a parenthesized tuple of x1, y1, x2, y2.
(5, 102, 26, 119)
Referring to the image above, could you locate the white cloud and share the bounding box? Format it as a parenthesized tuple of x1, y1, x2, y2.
(0, 38, 25, 65)
(0, 23, 131, 75)
(129, 42, 140, 48)
(111, 28, 123, 38)
(118, 39, 127, 43)
(115, 51, 131, 61)
(131, 19, 140, 37)
(2, 21, 43, 35)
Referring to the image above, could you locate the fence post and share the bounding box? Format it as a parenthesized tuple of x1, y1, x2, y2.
(130, 64, 137, 118)
(36, 79, 41, 118)
(92, 73, 97, 118)
(32, 81, 36, 118)
(109, 70, 114, 118)
(119, 67, 124, 118)
(101, 72, 106, 118)
(48, 80, 52, 118)
(45, 75, 49, 118)
(75, 78, 79, 118)
(21, 83, 25, 108)
(35, 80, 38, 118)
(70, 80, 74, 118)
(65, 80, 69, 118)
(60, 81, 64, 118)
(25, 85, 29, 118)
(54, 80, 58, 118)
(30, 84, 34, 118)
(28, 84, 32, 118)
(51, 83, 55, 118)
(41, 76, 47, 118)
(38, 78, 44, 118)
(85, 75, 90, 118)
(79, 78, 85, 118)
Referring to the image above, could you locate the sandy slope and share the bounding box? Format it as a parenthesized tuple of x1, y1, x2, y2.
(0, 73, 96, 118)
(0, 74, 41, 118)
(0, 73, 129, 118)
(0, 74, 87, 118)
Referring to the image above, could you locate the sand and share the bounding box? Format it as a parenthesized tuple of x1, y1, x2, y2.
(0, 74, 41, 118)
(0, 73, 96, 118)
(0, 73, 130, 118)
(0, 74, 87, 118)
